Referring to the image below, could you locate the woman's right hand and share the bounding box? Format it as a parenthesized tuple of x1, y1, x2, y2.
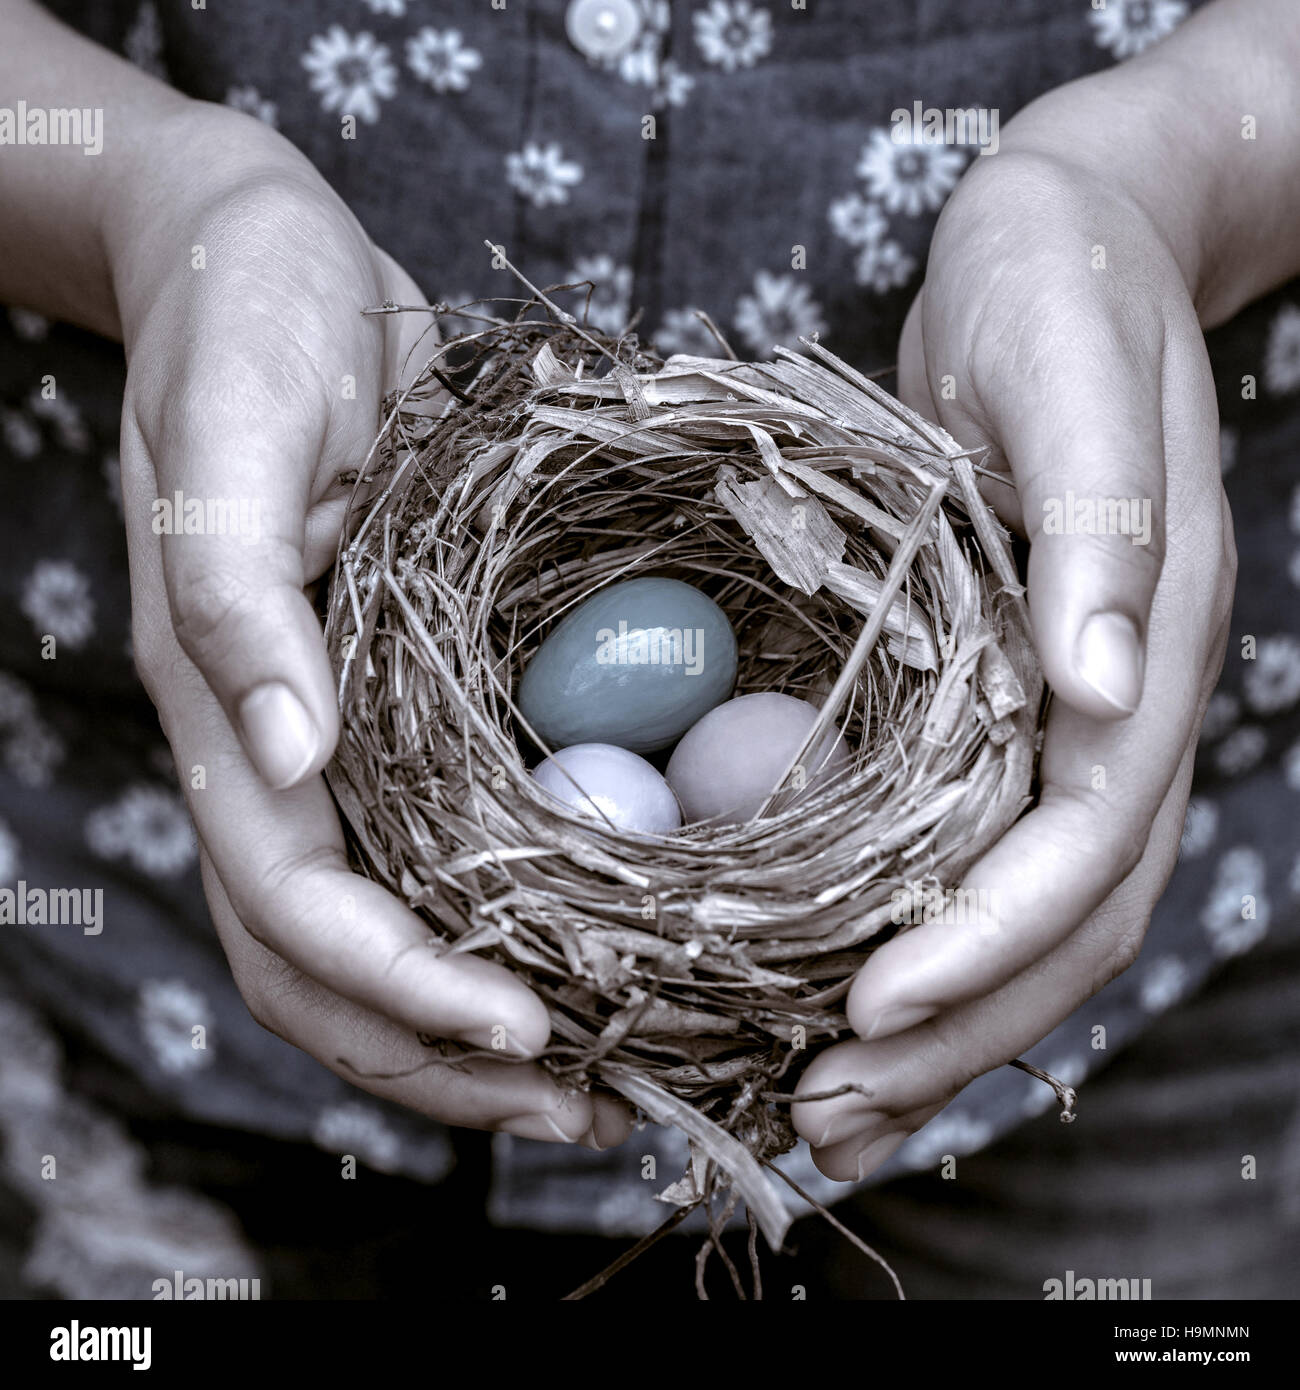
(106, 102, 629, 1150)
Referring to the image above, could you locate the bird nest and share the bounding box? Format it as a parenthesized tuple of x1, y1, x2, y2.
(323, 295, 1043, 1248)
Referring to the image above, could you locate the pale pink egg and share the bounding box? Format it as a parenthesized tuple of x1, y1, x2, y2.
(666, 692, 850, 826)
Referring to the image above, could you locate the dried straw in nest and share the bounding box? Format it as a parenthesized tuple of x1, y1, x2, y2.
(323, 286, 1044, 1252)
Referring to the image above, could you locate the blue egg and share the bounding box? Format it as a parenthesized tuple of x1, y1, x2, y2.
(517, 577, 737, 754)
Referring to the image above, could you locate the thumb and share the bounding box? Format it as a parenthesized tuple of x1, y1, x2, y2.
(916, 300, 1167, 721)
(995, 318, 1167, 719)
(126, 380, 340, 790)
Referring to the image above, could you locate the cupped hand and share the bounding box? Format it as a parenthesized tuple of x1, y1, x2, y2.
(793, 147, 1236, 1178)
(107, 104, 629, 1150)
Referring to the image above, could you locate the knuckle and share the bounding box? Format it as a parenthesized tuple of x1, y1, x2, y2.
(128, 610, 202, 729)
(1091, 527, 1166, 589)
(938, 1058, 986, 1104)
(206, 178, 382, 339)
(916, 1030, 985, 1102)
(1214, 572, 1236, 637)
(228, 938, 321, 1043)
(230, 958, 287, 1038)
(1111, 924, 1146, 975)
(240, 983, 281, 1038)
(252, 840, 348, 911)
(890, 1020, 983, 1111)
(211, 171, 321, 230)
(1088, 914, 1149, 995)
(128, 616, 170, 701)
(1219, 493, 1239, 594)
(1112, 823, 1150, 882)
(227, 842, 352, 961)
(207, 171, 344, 261)
(944, 148, 1079, 241)
(1023, 477, 1165, 572)
(167, 561, 254, 667)
(1107, 286, 1165, 362)
(1046, 784, 1148, 883)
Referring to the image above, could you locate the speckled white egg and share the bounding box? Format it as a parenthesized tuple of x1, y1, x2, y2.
(531, 743, 682, 835)
(665, 692, 851, 826)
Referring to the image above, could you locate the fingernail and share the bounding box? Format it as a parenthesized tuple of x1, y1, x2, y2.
(865, 1002, 936, 1040)
(465, 1024, 532, 1059)
(579, 1100, 633, 1151)
(239, 682, 320, 789)
(578, 1122, 605, 1151)
(578, 1116, 626, 1152)
(810, 1107, 884, 1149)
(499, 1112, 577, 1144)
(1073, 612, 1142, 715)
(855, 1130, 908, 1181)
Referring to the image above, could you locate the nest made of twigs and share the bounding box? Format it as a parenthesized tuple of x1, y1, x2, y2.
(323, 295, 1043, 1247)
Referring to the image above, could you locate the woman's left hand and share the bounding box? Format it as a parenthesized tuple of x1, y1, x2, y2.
(791, 140, 1236, 1180)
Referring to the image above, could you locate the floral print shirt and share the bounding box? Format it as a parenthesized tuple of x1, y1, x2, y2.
(2, 0, 1298, 1256)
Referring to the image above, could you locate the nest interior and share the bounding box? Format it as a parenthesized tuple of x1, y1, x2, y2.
(323, 308, 1043, 1233)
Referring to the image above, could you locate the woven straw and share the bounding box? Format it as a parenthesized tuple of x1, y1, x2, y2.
(323, 300, 1043, 1246)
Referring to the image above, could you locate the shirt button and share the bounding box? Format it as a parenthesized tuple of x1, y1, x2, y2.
(565, 0, 643, 63)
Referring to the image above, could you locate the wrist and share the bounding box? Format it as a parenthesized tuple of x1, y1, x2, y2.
(996, 27, 1300, 330)
(99, 101, 331, 347)
(993, 68, 1216, 315)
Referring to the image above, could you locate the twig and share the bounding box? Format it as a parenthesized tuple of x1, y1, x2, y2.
(561, 1201, 699, 1300)
(707, 1187, 748, 1299)
(694, 1238, 713, 1300)
(752, 476, 948, 820)
(746, 1207, 763, 1301)
(761, 1158, 905, 1301)
(1010, 1058, 1078, 1123)
(482, 240, 619, 365)
(361, 302, 440, 315)
(692, 309, 738, 360)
